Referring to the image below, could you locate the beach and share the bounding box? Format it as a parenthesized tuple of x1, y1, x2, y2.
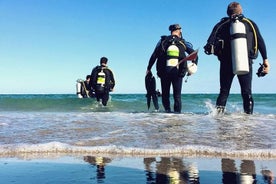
(0, 155, 275, 184)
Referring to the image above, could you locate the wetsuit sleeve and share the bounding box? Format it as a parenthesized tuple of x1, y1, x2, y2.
(251, 20, 268, 60)
(147, 40, 162, 71)
(109, 69, 115, 89)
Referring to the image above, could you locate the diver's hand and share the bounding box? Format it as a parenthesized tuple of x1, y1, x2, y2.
(263, 59, 270, 74)
(146, 70, 151, 75)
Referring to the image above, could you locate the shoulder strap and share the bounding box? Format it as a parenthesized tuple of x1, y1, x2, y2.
(161, 35, 170, 52)
(161, 35, 187, 51)
(242, 17, 258, 56)
(178, 39, 187, 50)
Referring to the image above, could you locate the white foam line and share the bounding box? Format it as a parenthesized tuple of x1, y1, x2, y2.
(0, 142, 275, 159)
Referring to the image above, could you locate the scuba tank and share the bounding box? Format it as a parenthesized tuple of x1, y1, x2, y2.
(166, 41, 179, 69)
(230, 16, 249, 75)
(76, 79, 83, 98)
(97, 69, 106, 86)
(96, 69, 106, 93)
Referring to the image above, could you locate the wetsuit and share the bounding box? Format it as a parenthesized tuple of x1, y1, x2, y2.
(205, 16, 268, 114)
(90, 65, 115, 106)
(147, 35, 197, 113)
(80, 80, 92, 98)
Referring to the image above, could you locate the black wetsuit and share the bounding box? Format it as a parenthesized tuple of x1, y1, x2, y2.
(205, 16, 268, 114)
(90, 65, 115, 106)
(147, 35, 197, 113)
(80, 80, 92, 98)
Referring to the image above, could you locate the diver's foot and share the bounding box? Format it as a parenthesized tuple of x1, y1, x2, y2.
(216, 106, 225, 115)
(165, 109, 172, 113)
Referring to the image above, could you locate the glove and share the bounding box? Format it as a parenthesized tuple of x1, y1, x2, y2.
(256, 63, 266, 77)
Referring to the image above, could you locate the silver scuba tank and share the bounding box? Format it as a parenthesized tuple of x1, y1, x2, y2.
(76, 79, 83, 98)
(230, 17, 249, 75)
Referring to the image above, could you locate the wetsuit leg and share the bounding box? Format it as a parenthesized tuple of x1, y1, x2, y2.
(95, 93, 101, 102)
(238, 65, 253, 114)
(101, 91, 110, 106)
(242, 94, 254, 114)
(216, 63, 235, 111)
(172, 76, 183, 113)
(160, 77, 171, 112)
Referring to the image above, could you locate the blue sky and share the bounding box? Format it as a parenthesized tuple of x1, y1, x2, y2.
(0, 0, 275, 94)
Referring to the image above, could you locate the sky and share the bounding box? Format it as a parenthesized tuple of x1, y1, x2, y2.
(0, 0, 275, 94)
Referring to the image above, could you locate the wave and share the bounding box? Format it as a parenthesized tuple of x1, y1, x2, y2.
(1, 142, 275, 160)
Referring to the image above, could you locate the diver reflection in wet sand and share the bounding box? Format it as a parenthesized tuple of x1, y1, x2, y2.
(144, 157, 199, 184)
(222, 158, 239, 184)
(144, 157, 156, 183)
(221, 159, 268, 184)
(84, 156, 112, 183)
(240, 160, 257, 184)
(261, 168, 274, 184)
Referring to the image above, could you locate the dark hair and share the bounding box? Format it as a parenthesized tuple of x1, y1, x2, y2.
(86, 75, 91, 80)
(169, 24, 181, 32)
(100, 57, 108, 64)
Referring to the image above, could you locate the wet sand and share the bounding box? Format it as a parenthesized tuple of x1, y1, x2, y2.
(0, 156, 275, 184)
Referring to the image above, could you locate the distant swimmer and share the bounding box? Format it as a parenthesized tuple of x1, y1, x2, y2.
(145, 71, 159, 111)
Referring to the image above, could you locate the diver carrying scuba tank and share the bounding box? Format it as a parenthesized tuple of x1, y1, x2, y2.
(90, 57, 115, 106)
(76, 75, 94, 98)
(204, 2, 270, 115)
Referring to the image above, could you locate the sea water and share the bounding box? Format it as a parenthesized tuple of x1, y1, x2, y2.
(0, 93, 275, 158)
(0, 94, 275, 183)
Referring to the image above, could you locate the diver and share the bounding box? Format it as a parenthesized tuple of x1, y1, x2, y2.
(204, 2, 270, 114)
(90, 57, 115, 106)
(146, 24, 198, 113)
(76, 75, 94, 98)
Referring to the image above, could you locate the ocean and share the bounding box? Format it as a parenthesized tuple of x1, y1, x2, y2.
(0, 93, 275, 183)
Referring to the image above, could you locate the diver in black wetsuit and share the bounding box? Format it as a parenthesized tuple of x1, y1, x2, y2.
(204, 2, 270, 114)
(90, 57, 115, 106)
(146, 24, 198, 113)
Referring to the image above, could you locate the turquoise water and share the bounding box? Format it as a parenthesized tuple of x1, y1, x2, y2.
(1, 93, 275, 114)
(0, 94, 275, 158)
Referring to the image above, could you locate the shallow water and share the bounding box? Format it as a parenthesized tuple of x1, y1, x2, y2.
(0, 94, 275, 183)
(0, 94, 275, 159)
